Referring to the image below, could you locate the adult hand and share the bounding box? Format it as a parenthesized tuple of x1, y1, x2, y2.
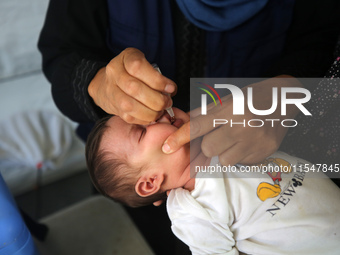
(162, 76, 304, 166)
(88, 48, 177, 125)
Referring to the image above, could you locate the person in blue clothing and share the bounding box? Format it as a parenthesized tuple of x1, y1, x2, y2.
(38, 0, 340, 254)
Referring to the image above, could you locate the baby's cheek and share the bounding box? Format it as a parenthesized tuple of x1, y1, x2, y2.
(174, 143, 190, 161)
(150, 126, 176, 141)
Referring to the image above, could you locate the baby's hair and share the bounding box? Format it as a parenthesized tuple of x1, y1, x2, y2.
(85, 115, 167, 207)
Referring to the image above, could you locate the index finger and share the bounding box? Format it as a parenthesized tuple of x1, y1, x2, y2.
(162, 121, 190, 154)
(189, 113, 218, 141)
(162, 112, 217, 154)
(123, 49, 177, 95)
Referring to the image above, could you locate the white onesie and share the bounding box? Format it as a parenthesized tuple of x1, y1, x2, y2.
(167, 151, 340, 255)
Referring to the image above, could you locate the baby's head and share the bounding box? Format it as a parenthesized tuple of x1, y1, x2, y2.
(86, 108, 191, 207)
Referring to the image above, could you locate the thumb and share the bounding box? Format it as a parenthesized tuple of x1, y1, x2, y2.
(162, 121, 190, 154)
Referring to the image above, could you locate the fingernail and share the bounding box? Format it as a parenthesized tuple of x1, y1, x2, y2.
(164, 84, 174, 93)
(162, 143, 172, 154)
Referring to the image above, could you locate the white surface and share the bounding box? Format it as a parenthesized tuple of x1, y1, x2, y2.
(0, 0, 87, 195)
(0, 71, 66, 123)
(0, 72, 86, 196)
(0, 0, 49, 79)
(0, 110, 86, 195)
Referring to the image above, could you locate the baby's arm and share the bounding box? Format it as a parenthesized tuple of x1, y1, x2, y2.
(167, 188, 238, 255)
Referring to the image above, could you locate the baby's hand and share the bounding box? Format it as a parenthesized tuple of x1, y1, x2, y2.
(172, 107, 190, 124)
(153, 200, 164, 206)
(152, 190, 172, 206)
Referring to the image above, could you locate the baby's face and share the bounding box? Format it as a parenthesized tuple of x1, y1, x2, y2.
(101, 108, 191, 189)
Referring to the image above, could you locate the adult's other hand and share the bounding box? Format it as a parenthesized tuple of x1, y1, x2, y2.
(162, 76, 305, 166)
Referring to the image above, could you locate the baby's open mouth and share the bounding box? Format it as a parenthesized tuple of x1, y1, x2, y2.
(172, 118, 183, 128)
(156, 113, 184, 128)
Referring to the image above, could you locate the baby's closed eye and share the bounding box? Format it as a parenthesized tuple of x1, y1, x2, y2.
(138, 127, 146, 142)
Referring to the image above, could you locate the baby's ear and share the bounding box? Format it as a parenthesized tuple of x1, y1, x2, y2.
(135, 174, 164, 197)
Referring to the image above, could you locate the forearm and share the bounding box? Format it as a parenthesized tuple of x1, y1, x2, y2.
(38, 0, 112, 123)
(52, 57, 108, 122)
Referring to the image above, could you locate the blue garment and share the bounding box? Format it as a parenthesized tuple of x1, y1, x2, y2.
(0, 174, 39, 255)
(175, 0, 268, 31)
(106, 1, 176, 79)
(106, 0, 295, 79)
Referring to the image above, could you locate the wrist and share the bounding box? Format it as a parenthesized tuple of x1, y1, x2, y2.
(88, 67, 106, 103)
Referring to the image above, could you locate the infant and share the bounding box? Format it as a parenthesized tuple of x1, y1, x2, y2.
(86, 108, 340, 255)
(86, 108, 194, 207)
